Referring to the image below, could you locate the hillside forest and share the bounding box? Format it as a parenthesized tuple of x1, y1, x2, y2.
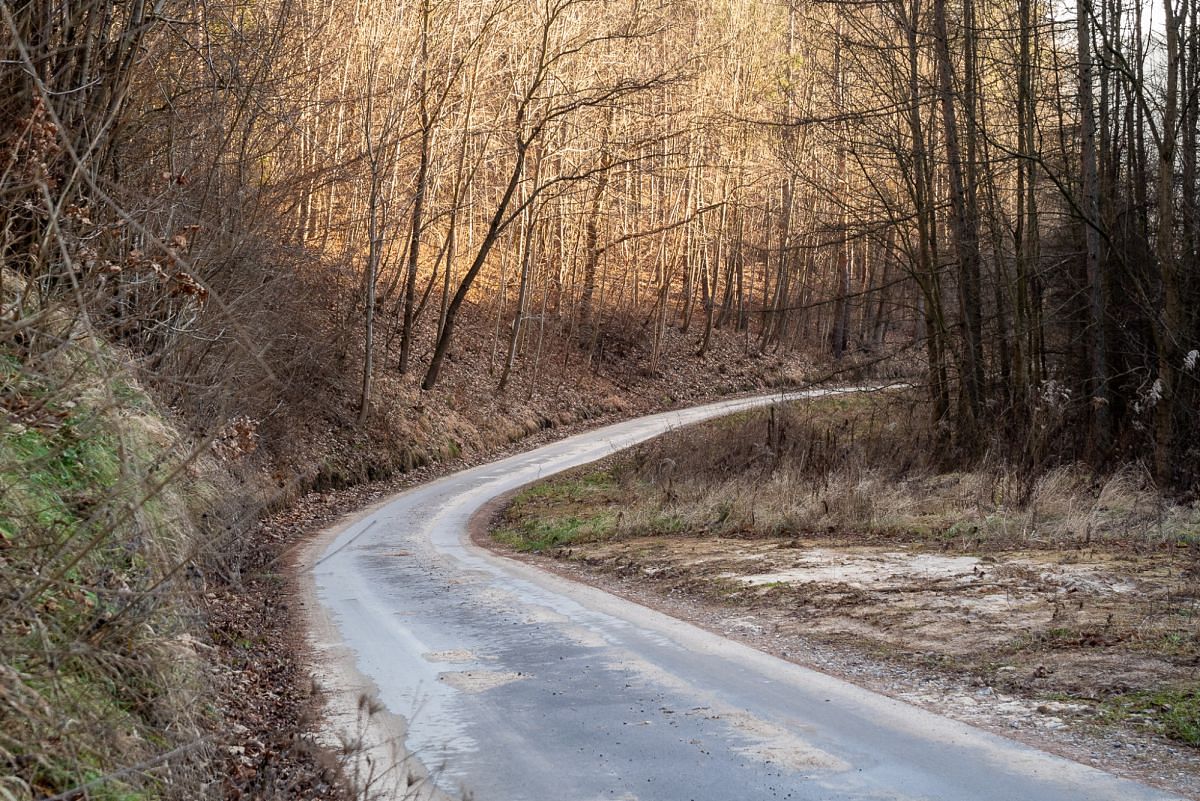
(2, 0, 1200, 797)
(5, 0, 1200, 479)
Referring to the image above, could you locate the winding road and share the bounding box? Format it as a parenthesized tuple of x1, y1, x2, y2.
(303, 389, 1185, 801)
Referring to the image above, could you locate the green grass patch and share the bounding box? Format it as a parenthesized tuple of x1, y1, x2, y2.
(1100, 688, 1200, 746)
(643, 512, 685, 536)
(0, 414, 120, 539)
(494, 469, 623, 551)
(508, 469, 618, 509)
(494, 511, 618, 552)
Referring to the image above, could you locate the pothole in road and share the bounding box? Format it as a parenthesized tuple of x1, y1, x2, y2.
(424, 649, 481, 664)
(437, 670, 527, 692)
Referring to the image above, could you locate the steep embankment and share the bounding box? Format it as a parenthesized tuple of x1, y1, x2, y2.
(1, 273, 241, 800)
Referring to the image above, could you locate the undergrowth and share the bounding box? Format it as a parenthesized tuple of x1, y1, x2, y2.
(0, 282, 232, 800)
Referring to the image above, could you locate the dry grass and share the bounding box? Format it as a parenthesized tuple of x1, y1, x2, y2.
(551, 390, 1200, 552)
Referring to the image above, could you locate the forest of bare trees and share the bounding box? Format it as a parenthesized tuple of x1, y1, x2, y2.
(6, 0, 1200, 797)
(3, 0, 1198, 485)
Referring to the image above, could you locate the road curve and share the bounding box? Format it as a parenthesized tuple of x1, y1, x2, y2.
(305, 389, 1185, 801)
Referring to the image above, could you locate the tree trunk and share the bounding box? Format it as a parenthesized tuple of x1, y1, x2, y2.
(422, 142, 527, 391)
(933, 0, 985, 440)
(1154, 0, 1182, 485)
(1076, 0, 1112, 456)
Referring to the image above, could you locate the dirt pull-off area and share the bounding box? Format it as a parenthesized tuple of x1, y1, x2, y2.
(567, 535, 1198, 701)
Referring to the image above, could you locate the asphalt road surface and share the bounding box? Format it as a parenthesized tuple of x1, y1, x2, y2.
(309, 389, 1185, 801)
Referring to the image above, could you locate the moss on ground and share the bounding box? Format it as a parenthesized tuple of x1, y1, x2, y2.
(1, 309, 222, 800)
